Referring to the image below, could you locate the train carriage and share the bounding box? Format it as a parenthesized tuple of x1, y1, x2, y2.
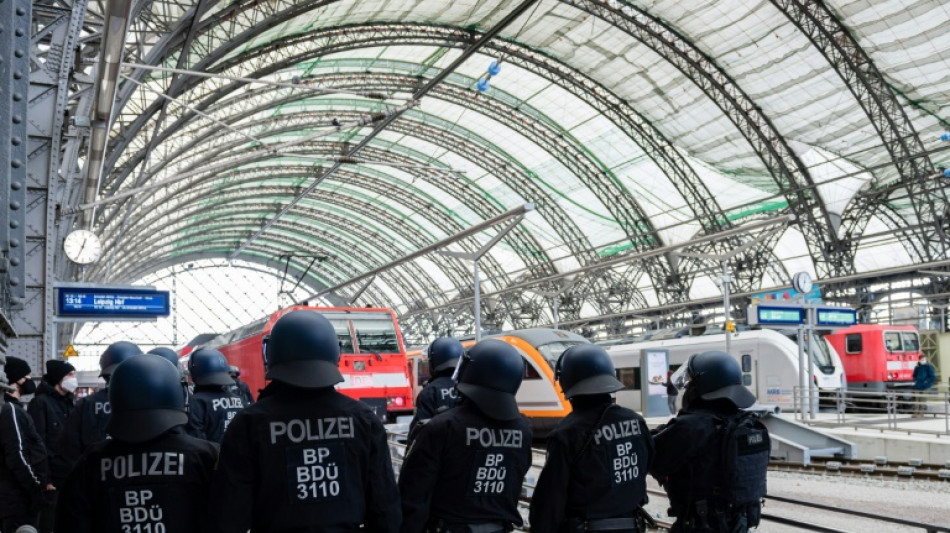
(825, 324, 921, 393)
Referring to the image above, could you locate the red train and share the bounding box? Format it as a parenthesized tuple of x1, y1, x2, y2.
(182, 305, 414, 420)
(825, 324, 921, 393)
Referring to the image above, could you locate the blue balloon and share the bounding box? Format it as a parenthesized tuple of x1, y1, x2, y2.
(477, 78, 491, 92)
(488, 60, 502, 77)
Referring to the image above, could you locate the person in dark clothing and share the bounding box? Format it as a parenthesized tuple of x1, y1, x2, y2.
(912, 355, 936, 417)
(407, 337, 463, 446)
(58, 341, 143, 471)
(664, 371, 679, 415)
(650, 352, 769, 533)
(28, 359, 77, 533)
(400, 339, 532, 533)
(530, 344, 654, 532)
(228, 365, 255, 406)
(1, 356, 52, 532)
(209, 310, 400, 532)
(55, 353, 219, 533)
(186, 348, 245, 443)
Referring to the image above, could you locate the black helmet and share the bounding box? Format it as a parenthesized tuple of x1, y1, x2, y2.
(188, 348, 235, 386)
(555, 344, 623, 399)
(685, 351, 755, 408)
(228, 365, 240, 377)
(265, 310, 343, 388)
(107, 354, 188, 443)
(428, 337, 463, 372)
(99, 341, 143, 378)
(456, 339, 524, 421)
(147, 347, 180, 369)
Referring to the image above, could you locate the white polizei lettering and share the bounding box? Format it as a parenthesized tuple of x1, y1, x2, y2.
(269, 417, 356, 444)
(464, 427, 523, 448)
(211, 397, 244, 410)
(593, 419, 641, 445)
(439, 388, 458, 400)
(100, 452, 186, 481)
(94, 402, 111, 415)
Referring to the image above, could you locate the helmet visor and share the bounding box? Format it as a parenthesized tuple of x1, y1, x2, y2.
(670, 363, 691, 391)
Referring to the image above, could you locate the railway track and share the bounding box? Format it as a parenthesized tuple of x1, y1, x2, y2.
(770, 457, 950, 481)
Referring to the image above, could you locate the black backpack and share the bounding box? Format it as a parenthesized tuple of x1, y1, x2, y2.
(715, 411, 769, 509)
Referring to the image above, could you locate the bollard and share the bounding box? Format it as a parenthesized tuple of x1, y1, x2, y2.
(897, 466, 915, 476)
(875, 456, 888, 465)
(860, 464, 876, 474)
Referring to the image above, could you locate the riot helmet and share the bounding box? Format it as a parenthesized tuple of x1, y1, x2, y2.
(148, 347, 181, 369)
(555, 344, 624, 399)
(188, 348, 235, 386)
(264, 310, 343, 388)
(228, 365, 240, 378)
(680, 351, 755, 408)
(106, 354, 188, 443)
(456, 339, 524, 421)
(99, 341, 143, 378)
(428, 337, 463, 373)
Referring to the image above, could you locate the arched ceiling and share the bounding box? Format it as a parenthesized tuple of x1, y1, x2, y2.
(76, 0, 950, 337)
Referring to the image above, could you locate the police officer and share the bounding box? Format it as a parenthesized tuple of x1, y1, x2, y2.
(55, 353, 219, 533)
(28, 360, 78, 532)
(148, 347, 192, 404)
(59, 341, 143, 469)
(650, 352, 769, 532)
(407, 337, 462, 445)
(228, 365, 255, 406)
(399, 339, 532, 533)
(0, 357, 51, 532)
(530, 345, 654, 532)
(186, 349, 245, 443)
(208, 310, 400, 532)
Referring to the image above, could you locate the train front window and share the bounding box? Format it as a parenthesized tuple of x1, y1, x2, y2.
(900, 332, 920, 352)
(353, 317, 400, 353)
(328, 320, 355, 354)
(786, 332, 834, 370)
(537, 341, 587, 370)
(884, 332, 902, 352)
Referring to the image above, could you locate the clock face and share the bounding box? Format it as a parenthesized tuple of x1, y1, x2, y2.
(792, 272, 813, 294)
(63, 230, 103, 265)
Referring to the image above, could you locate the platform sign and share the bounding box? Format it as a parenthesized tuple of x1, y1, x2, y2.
(62, 345, 78, 358)
(640, 349, 669, 418)
(752, 305, 806, 326)
(815, 308, 857, 327)
(57, 287, 170, 318)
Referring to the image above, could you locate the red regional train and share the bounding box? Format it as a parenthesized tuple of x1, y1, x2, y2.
(182, 305, 414, 420)
(825, 324, 921, 393)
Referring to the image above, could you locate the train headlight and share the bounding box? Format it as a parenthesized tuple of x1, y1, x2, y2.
(388, 396, 406, 407)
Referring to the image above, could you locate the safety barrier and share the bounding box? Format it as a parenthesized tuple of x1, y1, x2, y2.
(794, 386, 950, 436)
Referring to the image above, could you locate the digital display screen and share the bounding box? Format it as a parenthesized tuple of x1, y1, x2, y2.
(57, 288, 170, 317)
(756, 306, 805, 325)
(816, 308, 857, 326)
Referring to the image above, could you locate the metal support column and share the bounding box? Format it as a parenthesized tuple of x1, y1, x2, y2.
(798, 325, 808, 419)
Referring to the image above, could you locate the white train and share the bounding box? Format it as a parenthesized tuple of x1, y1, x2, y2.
(604, 329, 846, 412)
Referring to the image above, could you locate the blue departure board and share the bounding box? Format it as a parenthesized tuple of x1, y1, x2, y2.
(816, 308, 857, 327)
(57, 287, 170, 317)
(755, 306, 806, 325)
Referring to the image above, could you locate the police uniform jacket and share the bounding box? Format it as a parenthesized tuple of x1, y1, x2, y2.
(186, 385, 246, 443)
(59, 387, 111, 469)
(407, 374, 458, 445)
(0, 396, 50, 520)
(399, 401, 532, 533)
(530, 398, 653, 532)
(27, 381, 75, 484)
(55, 426, 218, 533)
(232, 378, 255, 406)
(650, 405, 736, 522)
(208, 382, 401, 533)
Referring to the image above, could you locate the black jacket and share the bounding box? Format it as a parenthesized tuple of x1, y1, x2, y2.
(399, 401, 532, 533)
(231, 378, 255, 406)
(55, 426, 219, 533)
(0, 395, 50, 519)
(186, 385, 246, 443)
(58, 388, 111, 470)
(27, 382, 75, 484)
(407, 374, 459, 445)
(530, 397, 654, 532)
(208, 382, 401, 533)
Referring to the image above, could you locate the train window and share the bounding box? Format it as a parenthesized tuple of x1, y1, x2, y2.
(524, 362, 542, 380)
(416, 360, 430, 386)
(353, 318, 400, 353)
(900, 332, 920, 352)
(537, 341, 587, 369)
(616, 368, 640, 391)
(884, 332, 902, 352)
(845, 334, 862, 354)
(742, 374, 752, 386)
(741, 354, 752, 373)
(329, 320, 355, 353)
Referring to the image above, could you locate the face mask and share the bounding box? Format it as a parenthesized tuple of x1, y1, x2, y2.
(61, 377, 79, 393)
(20, 379, 37, 396)
(920, 359, 927, 365)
